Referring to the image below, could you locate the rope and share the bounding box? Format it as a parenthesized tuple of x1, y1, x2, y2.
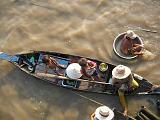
(73, 91, 104, 106)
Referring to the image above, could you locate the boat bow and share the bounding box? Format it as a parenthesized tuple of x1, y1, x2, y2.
(0, 52, 19, 62)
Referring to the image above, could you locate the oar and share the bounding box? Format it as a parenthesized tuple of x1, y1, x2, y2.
(36, 72, 160, 95)
(36, 72, 112, 85)
(124, 26, 158, 33)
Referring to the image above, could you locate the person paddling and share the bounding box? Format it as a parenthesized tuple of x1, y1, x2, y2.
(120, 30, 143, 55)
(111, 65, 139, 116)
(90, 106, 114, 120)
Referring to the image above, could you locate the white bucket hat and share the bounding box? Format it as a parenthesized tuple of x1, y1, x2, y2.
(94, 106, 114, 120)
(112, 65, 131, 79)
(66, 63, 82, 79)
(126, 30, 137, 39)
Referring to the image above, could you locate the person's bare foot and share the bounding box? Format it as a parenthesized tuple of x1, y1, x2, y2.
(151, 85, 160, 90)
(123, 109, 128, 117)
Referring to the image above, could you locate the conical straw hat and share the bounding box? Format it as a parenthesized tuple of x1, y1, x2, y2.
(112, 65, 131, 79)
(66, 63, 82, 79)
(94, 106, 114, 120)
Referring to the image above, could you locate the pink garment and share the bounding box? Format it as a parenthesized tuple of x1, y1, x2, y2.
(81, 60, 97, 76)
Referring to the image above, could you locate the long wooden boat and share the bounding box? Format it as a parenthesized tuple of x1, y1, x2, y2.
(113, 32, 144, 60)
(0, 51, 159, 95)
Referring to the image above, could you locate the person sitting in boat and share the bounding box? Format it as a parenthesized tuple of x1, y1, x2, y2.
(90, 106, 114, 120)
(18, 55, 37, 73)
(111, 65, 139, 116)
(120, 30, 143, 55)
(42, 55, 64, 75)
(66, 63, 82, 79)
(78, 58, 101, 81)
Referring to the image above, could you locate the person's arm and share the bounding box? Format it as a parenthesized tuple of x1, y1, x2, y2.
(112, 77, 121, 88)
(133, 44, 143, 47)
(81, 69, 92, 78)
(133, 51, 143, 55)
(88, 60, 96, 69)
(90, 113, 95, 120)
(120, 35, 130, 55)
(118, 90, 128, 116)
(50, 58, 59, 67)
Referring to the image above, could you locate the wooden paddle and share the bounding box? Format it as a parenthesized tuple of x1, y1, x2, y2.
(36, 72, 112, 85)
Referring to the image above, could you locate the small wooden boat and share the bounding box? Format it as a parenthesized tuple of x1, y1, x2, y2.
(113, 32, 144, 60)
(115, 106, 160, 120)
(113, 108, 136, 120)
(0, 51, 159, 95)
(135, 106, 160, 120)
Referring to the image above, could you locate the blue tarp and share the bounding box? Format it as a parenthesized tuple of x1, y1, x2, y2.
(0, 53, 19, 62)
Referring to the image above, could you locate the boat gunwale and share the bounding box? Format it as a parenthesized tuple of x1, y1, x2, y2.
(13, 51, 157, 95)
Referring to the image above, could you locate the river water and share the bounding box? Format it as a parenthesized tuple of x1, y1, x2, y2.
(0, 0, 159, 120)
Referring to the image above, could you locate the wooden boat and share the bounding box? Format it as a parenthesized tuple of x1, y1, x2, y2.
(113, 32, 144, 60)
(114, 106, 160, 120)
(135, 106, 160, 120)
(0, 51, 159, 95)
(113, 108, 136, 120)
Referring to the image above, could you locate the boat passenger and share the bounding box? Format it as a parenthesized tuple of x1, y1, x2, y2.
(18, 55, 37, 73)
(66, 63, 82, 79)
(90, 106, 114, 120)
(120, 30, 143, 55)
(78, 58, 101, 81)
(42, 55, 63, 75)
(111, 65, 139, 116)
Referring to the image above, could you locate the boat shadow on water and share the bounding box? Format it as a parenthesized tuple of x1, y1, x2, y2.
(0, 65, 94, 120)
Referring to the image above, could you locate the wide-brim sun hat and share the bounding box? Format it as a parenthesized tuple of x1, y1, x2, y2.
(126, 30, 137, 39)
(112, 65, 131, 79)
(94, 106, 114, 120)
(66, 63, 82, 79)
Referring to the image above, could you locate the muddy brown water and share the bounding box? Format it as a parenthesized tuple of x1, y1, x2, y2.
(0, 0, 159, 120)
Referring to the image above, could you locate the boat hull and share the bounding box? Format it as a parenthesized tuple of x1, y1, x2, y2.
(0, 51, 159, 95)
